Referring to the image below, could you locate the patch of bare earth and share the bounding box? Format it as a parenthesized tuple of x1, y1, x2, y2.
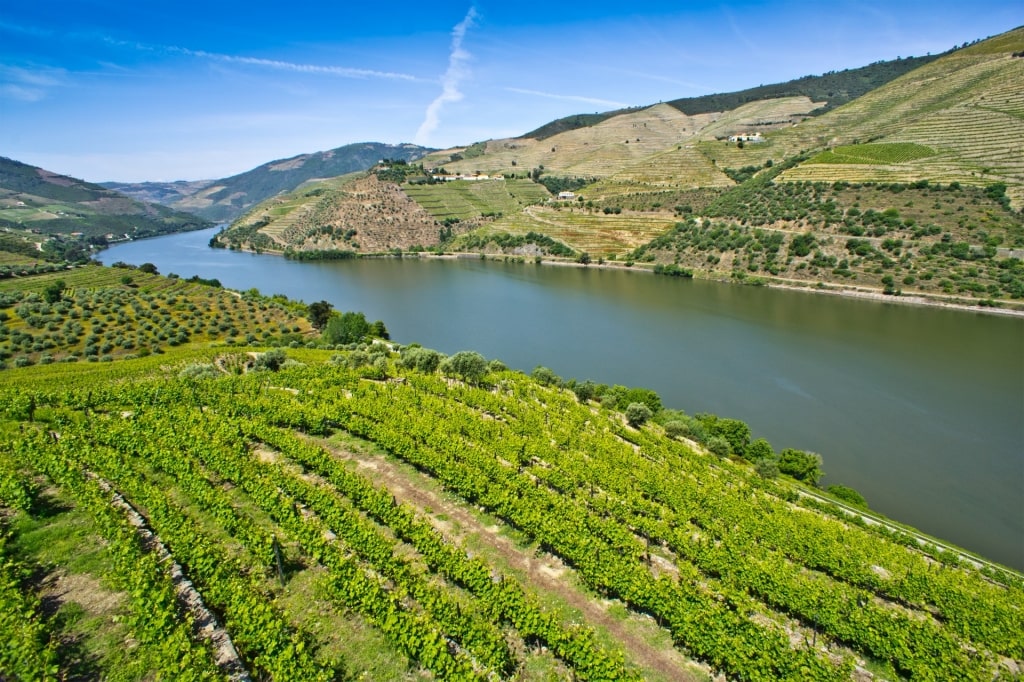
(308, 435, 703, 682)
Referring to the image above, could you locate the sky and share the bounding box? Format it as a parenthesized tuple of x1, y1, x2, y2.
(1, 1, 1020, 183)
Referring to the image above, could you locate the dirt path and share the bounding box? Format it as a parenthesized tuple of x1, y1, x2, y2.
(309, 435, 702, 682)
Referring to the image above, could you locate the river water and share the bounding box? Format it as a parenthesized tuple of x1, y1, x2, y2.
(100, 227, 1024, 570)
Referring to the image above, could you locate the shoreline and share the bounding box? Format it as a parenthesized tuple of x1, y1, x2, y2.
(213, 241, 1024, 318)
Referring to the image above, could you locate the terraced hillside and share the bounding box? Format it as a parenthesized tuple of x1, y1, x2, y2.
(426, 104, 736, 181)
(217, 173, 444, 254)
(1, 313, 1021, 680)
(402, 178, 551, 222)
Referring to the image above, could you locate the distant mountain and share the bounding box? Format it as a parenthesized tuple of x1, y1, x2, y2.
(520, 53, 941, 140)
(0, 156, 212, 243)
(106, 142, 434, 223)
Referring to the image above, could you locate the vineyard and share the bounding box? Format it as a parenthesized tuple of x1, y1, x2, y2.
(402, 179, 551, 222)
(806, 144, 937, 165)
(2, 333, 1022, 680)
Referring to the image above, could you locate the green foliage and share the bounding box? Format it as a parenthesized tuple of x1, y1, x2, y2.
(747, 437, 775, 461)
(459, 231, 575, 257)
(827, 484, 869, 509)
(42, 279, 65, 305)
(706, 435, 732, 457)
(624, 402, 653, 427)
(778, 448, 825, 485)
(400, 346, 444, 374)
(254, 348, 288, 372)
(698, 415, 752, 457)
(531, 366, 560, 386)
(306, 300, 333, 331)
(441, 350, 488, 384)
(323, 312, 370, 345)
(538, 176, 596, 195)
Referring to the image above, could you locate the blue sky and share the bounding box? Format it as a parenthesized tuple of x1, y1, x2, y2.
(1, 1, 1019, 182)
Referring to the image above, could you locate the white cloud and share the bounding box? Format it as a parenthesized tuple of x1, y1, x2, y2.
(0, 65, 66, 102)
(181, 49, 426, 82)
(414, 7, 478, 145)
(505, 87, 627, 109)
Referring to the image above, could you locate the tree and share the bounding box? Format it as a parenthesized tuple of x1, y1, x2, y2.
(441, 351, 488, 384)
(43, 279, 65, 305)
(323, 311, 370, 345)
(138, 263, 159, 275)
(778, 448, 824, 485)
(307, 300, 334, 331)
(746, 437, 774, 462)
(572, 380, 597, 404)
(369, 320, 390, 340)
(531, 366, 560, 386)
(625, 402, 652, 427)
(400, 347, 443, 374)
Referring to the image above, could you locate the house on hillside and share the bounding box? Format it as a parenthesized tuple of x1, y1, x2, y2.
(728, 132, 764, 143)
(558, 191, 576, 200)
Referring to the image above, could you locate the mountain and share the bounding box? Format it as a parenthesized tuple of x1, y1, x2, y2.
(0, 156, 212, 246)
(105, 142, 433, 223)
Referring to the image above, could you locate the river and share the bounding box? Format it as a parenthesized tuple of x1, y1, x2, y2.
(100, 227, 1024, 571)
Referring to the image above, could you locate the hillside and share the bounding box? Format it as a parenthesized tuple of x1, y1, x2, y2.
(216, 171, 452, 254)
(207, 29, 1024, 310)
(107, 142, 433, 223)
(0, 157, 211, 246)
(521, 52, 940, 140)
(1, 266, 1021, 680)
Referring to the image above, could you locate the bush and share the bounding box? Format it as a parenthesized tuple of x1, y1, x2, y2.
(827, 484, 868, 509)
(755, 458, 780, 479)
(778, 448, 824, 485)
(254, 348, 287, 372)
(664, 420, 689, 439)
(707, 436, 731, 457)
(625, 402, 653, 427)
(531, 366, 560, 386)
(572, 380, 597, 403)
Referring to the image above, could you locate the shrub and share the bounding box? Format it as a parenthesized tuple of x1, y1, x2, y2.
(707, 436, 731, 457)
(827, 484, 868, 509)
(625, 402, 653, 427)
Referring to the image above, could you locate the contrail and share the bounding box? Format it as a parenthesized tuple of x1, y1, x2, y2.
(505, 87, 627, 109)
(414, 7, 477, 145)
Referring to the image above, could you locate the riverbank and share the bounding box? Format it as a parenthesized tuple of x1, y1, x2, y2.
(414, 251, 1024, 318)
(214, 240, 1024, 318)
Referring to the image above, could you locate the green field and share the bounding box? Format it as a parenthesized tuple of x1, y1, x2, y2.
(402, 178, 551, 221)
